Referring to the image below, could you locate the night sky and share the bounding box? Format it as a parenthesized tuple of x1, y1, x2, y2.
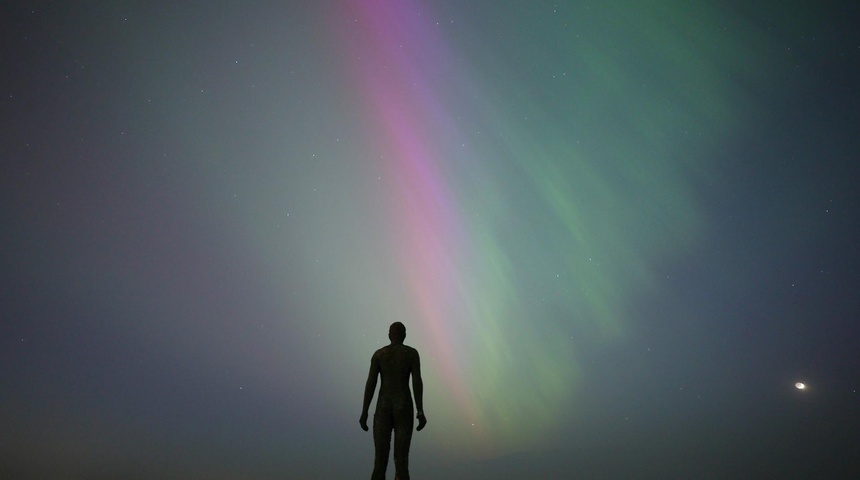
(2, 1, 859, 478)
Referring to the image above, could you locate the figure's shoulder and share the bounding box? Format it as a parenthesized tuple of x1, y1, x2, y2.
(403, 344, 419, 356)
(373, 346, 390, 358)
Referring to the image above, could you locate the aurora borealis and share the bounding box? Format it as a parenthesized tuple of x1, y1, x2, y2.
(3, 1, 859, 478)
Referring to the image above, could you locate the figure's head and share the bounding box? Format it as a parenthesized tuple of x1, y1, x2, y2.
(389, 322, 406, 343)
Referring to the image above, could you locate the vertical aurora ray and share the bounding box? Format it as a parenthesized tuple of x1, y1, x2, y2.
(333, 0, 484, 448)
(327, 0, 559, 454)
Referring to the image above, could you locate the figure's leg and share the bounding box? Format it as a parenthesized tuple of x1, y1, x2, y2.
(371, 411, 393, 480)
(392, 406, 415, 480)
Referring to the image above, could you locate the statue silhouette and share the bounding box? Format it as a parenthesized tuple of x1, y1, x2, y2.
(360, 322, 427, 480)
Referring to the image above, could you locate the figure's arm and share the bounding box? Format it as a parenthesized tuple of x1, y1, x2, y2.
(412, 351, 426, 431)
(359, 355, 379, 431)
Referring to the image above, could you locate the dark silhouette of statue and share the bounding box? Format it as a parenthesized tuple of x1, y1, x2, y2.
(360, 322, 427, 480)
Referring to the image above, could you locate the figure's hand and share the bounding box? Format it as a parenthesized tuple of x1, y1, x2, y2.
(416, 412, 427, 431)
(359, 412, 369, 431)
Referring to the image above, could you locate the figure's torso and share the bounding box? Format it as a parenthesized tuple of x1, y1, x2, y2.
(374, 344, 416, 410)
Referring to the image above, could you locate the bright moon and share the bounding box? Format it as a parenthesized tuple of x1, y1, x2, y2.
(795, 382, 806, 390)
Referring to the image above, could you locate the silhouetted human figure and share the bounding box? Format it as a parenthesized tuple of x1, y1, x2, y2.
(360, 322, 426, 480)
